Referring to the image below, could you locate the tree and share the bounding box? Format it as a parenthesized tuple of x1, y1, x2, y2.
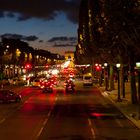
(103, 0, 140, 103)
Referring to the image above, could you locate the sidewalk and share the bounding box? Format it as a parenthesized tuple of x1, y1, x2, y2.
(100, 82, 140, 129)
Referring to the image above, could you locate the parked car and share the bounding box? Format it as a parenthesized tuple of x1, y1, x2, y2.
(0, 89, 22, 103)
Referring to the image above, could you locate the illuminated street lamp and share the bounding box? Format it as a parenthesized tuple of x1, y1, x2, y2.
(116, 63, 120, 68)
(116, 63, 121, 102)
(136, 62, 140, 119)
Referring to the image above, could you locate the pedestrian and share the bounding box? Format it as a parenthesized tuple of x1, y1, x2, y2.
(1, 84, 3, 89)
(124, 72, 128, 82)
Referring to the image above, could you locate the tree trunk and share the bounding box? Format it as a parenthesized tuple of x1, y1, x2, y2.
(104, 66, 109, 90)
(109, 64, 115, 90)
(120, 63, 125, 98)
(129, 50, 137, 104)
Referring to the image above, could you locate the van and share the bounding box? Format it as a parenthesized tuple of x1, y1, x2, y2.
(83, 74, 93, 86)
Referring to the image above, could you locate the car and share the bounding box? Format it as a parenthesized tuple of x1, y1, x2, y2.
(42, 81, 54, 93)
(50, 78, 58, 86)
(0, 89, 22, 103)
(64, 80, 75, 93)
(83, 74, 93, 86)
(32, 79, 41, 87)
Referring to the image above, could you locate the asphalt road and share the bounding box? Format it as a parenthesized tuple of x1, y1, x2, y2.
(0, 81, 140, 140)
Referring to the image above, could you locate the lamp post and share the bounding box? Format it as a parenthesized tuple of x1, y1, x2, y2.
(136, 62, 140, 119)
(116, 63, 121, 102)
(104, 63, 108, 90)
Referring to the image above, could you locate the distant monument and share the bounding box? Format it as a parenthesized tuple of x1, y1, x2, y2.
(65, 51, 75, 68)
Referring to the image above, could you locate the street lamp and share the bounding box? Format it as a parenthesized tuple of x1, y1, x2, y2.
(116, 63, 122, 102)
(136, 62, 140, 119)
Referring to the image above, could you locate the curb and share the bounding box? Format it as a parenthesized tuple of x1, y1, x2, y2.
(101, 90, 140, 129)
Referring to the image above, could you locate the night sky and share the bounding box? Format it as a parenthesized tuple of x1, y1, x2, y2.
(0, 0, 81, 55)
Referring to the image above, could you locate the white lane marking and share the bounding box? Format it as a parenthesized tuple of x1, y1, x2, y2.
(36, 127, 44, 138)
(47, 110, 52, 117)
(36, 108, 53, 139)
(0, 118, 6, 124)
(55, 96, 58, 101)
(43, 118, 48, 126)
(88, 118, 96, 139)
(115, 119, 123, 128)
(36, 90, 58, 139)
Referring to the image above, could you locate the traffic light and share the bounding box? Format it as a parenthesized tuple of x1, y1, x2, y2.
(25, 63, 31, 69)
(45, 64, 49, 68)
(95, 65, 101, 71)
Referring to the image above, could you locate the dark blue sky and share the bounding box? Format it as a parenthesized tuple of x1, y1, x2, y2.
(0, 0, 80, 55)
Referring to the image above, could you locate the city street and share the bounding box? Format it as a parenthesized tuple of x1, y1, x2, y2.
(0, 81, 140, 140)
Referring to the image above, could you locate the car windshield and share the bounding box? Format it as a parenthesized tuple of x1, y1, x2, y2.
(84, 76, 92, 80)
(34, 79, 40, 82)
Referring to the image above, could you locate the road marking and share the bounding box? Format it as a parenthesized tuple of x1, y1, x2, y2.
(36, 109, 52, 139)
(115, 119, 123, 127)
(43, 118, 48, 126)
(88, 118, 96, 139)
(55, 96, 58, 101)
(47, 110, 52, 117)
(0, 118, 6, 124)
(36, 127, 44, 138)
